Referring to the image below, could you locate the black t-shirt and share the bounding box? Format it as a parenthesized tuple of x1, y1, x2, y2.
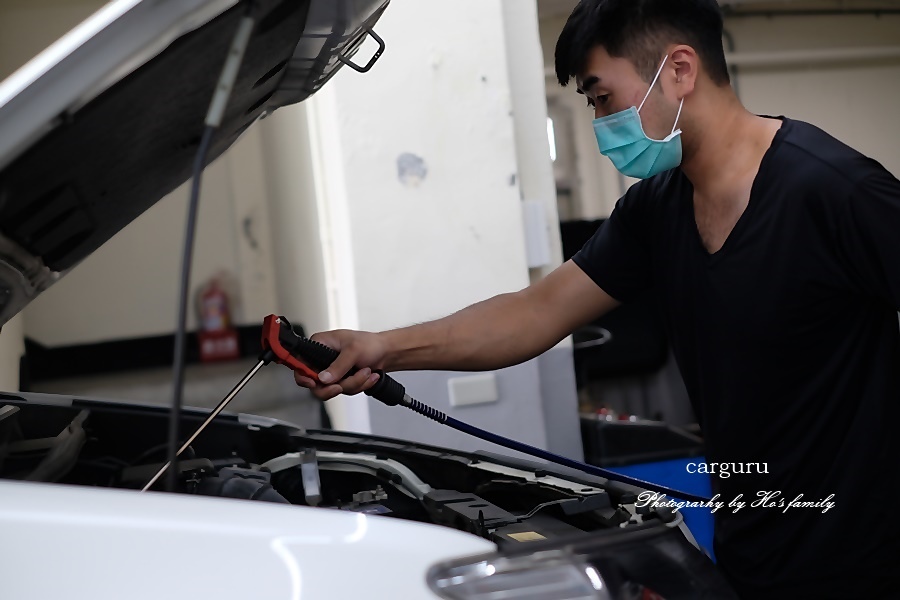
(573, 117, 900, 599)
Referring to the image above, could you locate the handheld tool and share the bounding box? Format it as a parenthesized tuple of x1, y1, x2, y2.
(141, 359, 269, 491)
(143, 315, 710, 503)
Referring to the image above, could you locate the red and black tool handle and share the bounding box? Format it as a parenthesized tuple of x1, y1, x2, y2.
(261, 314, 405, 406)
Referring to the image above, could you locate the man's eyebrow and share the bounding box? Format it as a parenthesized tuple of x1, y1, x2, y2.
(577, 75, 600, 95)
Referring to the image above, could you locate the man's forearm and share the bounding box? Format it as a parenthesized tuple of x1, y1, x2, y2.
(380, 291, 555, 373)
(374, 261, 619, 375)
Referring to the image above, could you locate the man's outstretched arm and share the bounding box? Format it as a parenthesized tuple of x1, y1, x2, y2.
(296, 260, 619, 400)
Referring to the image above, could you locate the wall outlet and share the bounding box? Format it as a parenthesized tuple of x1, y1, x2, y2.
(448, 373, 499, 407)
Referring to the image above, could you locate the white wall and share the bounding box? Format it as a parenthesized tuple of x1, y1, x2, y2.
(540, 14, 629, 220)
(501, 0, 581, 459)
(0, 315, 24, 390)
(299, 0, 571, 451)
(3, 0, 285, 348)
(0, 0, 271, 346)
(257, 105, 331, 338)
(0, 0, 107, 83)
(22, 127, 282, 345)
(320, 2, 532, 333)
(725, 14, 900, 178)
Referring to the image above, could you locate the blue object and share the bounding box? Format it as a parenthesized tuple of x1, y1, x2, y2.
(592, 55, 684, 179)
(606, 456, 716, 562)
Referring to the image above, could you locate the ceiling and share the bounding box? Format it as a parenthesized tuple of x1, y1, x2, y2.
(536, 0, 579, 21)
(536, 0, 900, 21)
(719, 0, 900, 13)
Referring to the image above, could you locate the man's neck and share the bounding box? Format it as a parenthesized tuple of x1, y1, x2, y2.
(679, 91, 780, 201)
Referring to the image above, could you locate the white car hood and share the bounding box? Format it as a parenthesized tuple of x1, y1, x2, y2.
(0, 480, 493, 599)
(0, 0, 388, 328)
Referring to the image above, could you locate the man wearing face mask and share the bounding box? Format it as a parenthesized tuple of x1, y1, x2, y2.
(296, 1, 900, 596)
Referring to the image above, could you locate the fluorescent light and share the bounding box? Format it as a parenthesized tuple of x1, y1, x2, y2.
(547, 117, 557, 161)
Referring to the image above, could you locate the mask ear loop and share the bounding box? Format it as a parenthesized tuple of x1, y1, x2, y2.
(638, 55, 669, 113)
(671, 97, 685, 135)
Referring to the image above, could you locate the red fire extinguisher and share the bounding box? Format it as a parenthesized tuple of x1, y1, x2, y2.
(201, 279, 230, 332)
(197, 273, 240, 362)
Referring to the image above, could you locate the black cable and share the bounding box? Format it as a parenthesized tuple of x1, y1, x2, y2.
(165, 126, 215, 492)
(161, 10, 256, 493)
(517, 498, 570, 521)
(132, 442, 195, 467)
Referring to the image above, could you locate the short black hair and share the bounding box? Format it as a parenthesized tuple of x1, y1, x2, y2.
(555, 0, 730, 88)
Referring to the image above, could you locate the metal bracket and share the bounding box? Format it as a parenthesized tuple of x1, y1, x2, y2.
(573, 326, 613, 350)
(337, 26, 385, 73)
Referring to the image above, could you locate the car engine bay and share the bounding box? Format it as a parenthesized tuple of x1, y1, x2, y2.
(0, 395, 683, 548)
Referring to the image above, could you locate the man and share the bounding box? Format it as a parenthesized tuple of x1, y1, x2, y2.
(295, 1, 900, 597)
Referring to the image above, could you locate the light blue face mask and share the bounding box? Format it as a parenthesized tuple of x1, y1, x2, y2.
(592, 55, 684, 179)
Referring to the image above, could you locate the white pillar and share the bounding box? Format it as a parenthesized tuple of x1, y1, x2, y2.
(295, 0, 559, 454)
(501, 0, 582, 459)
(259, 99, 369, 434)
(500, 0, 564, 282)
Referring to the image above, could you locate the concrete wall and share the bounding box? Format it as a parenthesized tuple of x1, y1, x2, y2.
(299, 0, 581, 457)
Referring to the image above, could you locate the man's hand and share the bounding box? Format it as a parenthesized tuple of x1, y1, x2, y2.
(294, 330, 388, 401)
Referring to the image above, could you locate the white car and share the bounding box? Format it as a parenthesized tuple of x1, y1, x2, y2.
(0, 1, 736, 598)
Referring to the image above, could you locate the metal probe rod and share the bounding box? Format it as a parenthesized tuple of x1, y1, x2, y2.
(141, 359, 267, 492)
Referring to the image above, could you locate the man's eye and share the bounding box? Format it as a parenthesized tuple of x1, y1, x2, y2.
(588, 95, 610, 111)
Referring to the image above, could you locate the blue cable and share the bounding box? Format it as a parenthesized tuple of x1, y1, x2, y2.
(402, 396, 712, 504)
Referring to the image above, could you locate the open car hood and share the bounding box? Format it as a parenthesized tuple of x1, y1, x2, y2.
(0, 393, 738, 599)
(0, 0, 389, 328)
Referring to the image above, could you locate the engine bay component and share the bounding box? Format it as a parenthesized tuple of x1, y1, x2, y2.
(0, 405, 18, 471)
(0, 397, 705, 553)
(4, 409, 89, 483)
(263, 450, 433, 501)
(299, 449, 322, 506)
(194, 466, 289, 503)
(425, 489, 520, 536)
(349, 485, 388, 506)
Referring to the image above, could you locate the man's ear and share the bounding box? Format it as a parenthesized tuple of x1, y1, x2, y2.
(668, 45, 698, 98)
